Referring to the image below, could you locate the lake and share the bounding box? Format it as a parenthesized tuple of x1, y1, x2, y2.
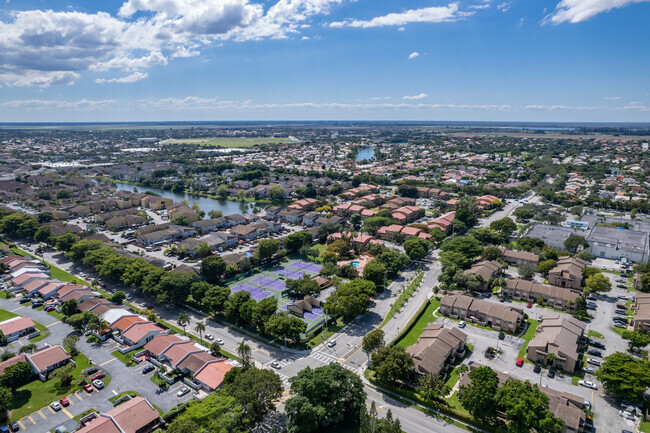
(356, 147, 375, 161)
(116, 183, 260, 217)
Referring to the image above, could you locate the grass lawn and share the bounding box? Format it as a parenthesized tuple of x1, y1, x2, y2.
(111, 350, 136, 367)
(587, 330, 604, 339)
(0, 309, 19, 322)
(11, 353, 92, 420)
(73, 408, 97, 423)
(396, 298, 441, 348)
(517, 319, 541, 359)
(306, 317, 344, 348)
(641, 417, 650, 433)
(444, 345, 473, 390)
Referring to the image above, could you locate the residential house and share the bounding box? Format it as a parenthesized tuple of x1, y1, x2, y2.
(439, 294, 524, 333)
(527, 315, 586, 372)
(632, 293, 650, 331)
(463, 260, 503, 291)
(0, 316, 36, 342)
(27, 345, 72, 378)
(406, 323, 467, 377)
(548, 257, 588, 290)
(75, 396, 162, 433)
(500, 249, 540, 268)
(503, 279, 582, 312)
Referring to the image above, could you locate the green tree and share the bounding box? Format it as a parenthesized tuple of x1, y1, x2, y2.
(418, 372, 450, 403)
(177, 312, 190, 334)
(252, 296, 278, 330)
(110, 291, 126, 304)
(63, 335, 80, 357)
(370, 346, 414, 384)
(518, 263, 537, 280)
(34, 226, 52, 244)
(537, 259, 557, 275)
(362, 329, 385, 356)
(286, 276, 320, 297)
(482, 246, 503, 261)
(18, 343, 37, 354)
(203, 285, 231, 315)
(286, 363, 365, 433)
(564, 235, 589, 252)
(621, 330, 650, 350)
(428, 226, 446, 244)
(52, 363, 75, 387)
(269, 185, 285, 201)
(496, 378, 563, 433)
(172, 215, 190, 226)
(264, 311, 307, 342)
(237, 341, 253, 370)
(324, 281, 371, 321)
(210, 341, 221, 357)
(585, 272, 611, 292)
(208, 209, 223, 219)
(440, 236, 483, 259)
(363, 259, 387, 288)
(61, 298, 78, 317)
(459, 366, 499, 422)
(224, 291, 251, 324)
(55, 233, 78, 251)
(350, 213, 362, 230)
(256, 239, 280, 262)
(285, 231, 314, 253)
(222, 367, 283, 424)
(196, 241, 211, 257)
(403, 238, 429, 261)
(0, 362, 32, 389)
(490, 217, 517, 235)
(194, 321, 206, 342)
(201, 255, 227, 284)
(0, 386, 11, 418)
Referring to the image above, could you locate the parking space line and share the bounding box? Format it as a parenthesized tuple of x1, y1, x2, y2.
(46, 320, 61, 328)
(28, 416, 35, 424)
(62, 407, 73, 419)
(16, 339, 23, 347)
(75, 392, 83, 401)
(112, 390, 117, 395)
(100, 358, 116, 367)
(48, 406, 55, 414)
(18, 420, 25, 430)
(38, 410, 46, 419)
(169, 384, 184, 393)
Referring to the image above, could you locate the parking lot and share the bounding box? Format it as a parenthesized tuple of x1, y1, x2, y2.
(0, 296, 193, 432)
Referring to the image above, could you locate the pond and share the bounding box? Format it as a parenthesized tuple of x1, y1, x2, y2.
(115, 183, 260, 217)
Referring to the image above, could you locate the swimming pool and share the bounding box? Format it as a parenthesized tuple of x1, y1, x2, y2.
(352, 261, 360, 268)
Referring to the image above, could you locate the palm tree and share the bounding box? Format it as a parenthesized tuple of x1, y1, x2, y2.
(237, 340, 252, 370)
(546, 352, 558, 366)
(194, 321, 206, 342)
(177, 313, 190, 335)
(210, 342, 221, 357)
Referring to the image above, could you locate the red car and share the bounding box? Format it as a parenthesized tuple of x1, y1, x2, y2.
(83, 384, 93, 393)
(526, 302, 532, 308)
(91, 373, 105, 381)
(516, 358, 524, 367)
(59, 397, 70, 407)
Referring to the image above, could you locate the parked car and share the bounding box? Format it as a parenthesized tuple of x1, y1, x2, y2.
(617, 284, 627, 289)
(271, 361, 281, 369)
(84, 366, 99, 375)
(547, 369, 555, 378)
(83, 383, 93, 393)
(8, 422, 19, 432)
(578, 380, 597, 390)
(458, 321, 466, 328)
(587, 349, 602, 357)
(91, 373, 105, 381)
(526, 302, 532, 308)
(614, 322, 627, 329)
(498, 332, 505, 340)
(615, 309, 628, 315)
(618, 294, 629, 300)
(59, 397, 70, 407)
(142, 365, 155, 374)
(327, 340, 337, 348)
(216, 338, 224, 345)
(614, 317, 629, 324)
(205, 334, 214, 340)
(533, 364, 541, 373)
(616, 304, 626, 309)
(583, 400, 592, 410)
(176, 386, 190, 397)
(93, 379, 104, 389)
(587, 358, 601, 366)
(619, 410, 636, 420)
(515, 358, 524, 367)
(590, 341, 606, 349)
(50, 401, 62, 411)
(583, 367, 596, 374)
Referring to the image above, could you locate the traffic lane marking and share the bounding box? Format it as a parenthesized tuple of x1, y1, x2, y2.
(10, 306, 25, 312)
(46, 320, 61, 328)
(99, 357, 116, 367)
(169, 383, 184, 393)
(366, 402, 385, 412)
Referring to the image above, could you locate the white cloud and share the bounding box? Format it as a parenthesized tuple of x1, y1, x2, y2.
(469, 4, 491, 9)
(1, 98, 116, 109)
(329, 3, 473, 28)
(0, 0, 349, 87)
(604, 96, 622, 100)
(497, 1, 511, 11)
(408, 51, 419, 59)
(403, 93, 429, 100)
(95, 72, 149, 83)
(544, 0, 649, 24)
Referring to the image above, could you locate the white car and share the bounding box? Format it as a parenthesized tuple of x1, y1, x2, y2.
(458, 321, 466, 328)
(327, 340, 337, 348)
(50, 401, 62, 411)
(176, 386, 190, 397)
(271, 361, 281, 369)
(205, 334, 214, 340)
(619, 410, 636, 420)
(216, 338, 224, 345)
(93, 379, 104, 389)
(578, 380, 597, 390)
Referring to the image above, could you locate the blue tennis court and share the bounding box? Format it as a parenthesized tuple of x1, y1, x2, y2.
(251, 276, 286, 291)
(289, 260, 323, 273)
(304, 306, 323, 320)
(274, 268, 303, 280)
(231, 283, 273, 300)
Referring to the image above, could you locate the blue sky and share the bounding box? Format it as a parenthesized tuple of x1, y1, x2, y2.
(1, 0, 649, 122)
